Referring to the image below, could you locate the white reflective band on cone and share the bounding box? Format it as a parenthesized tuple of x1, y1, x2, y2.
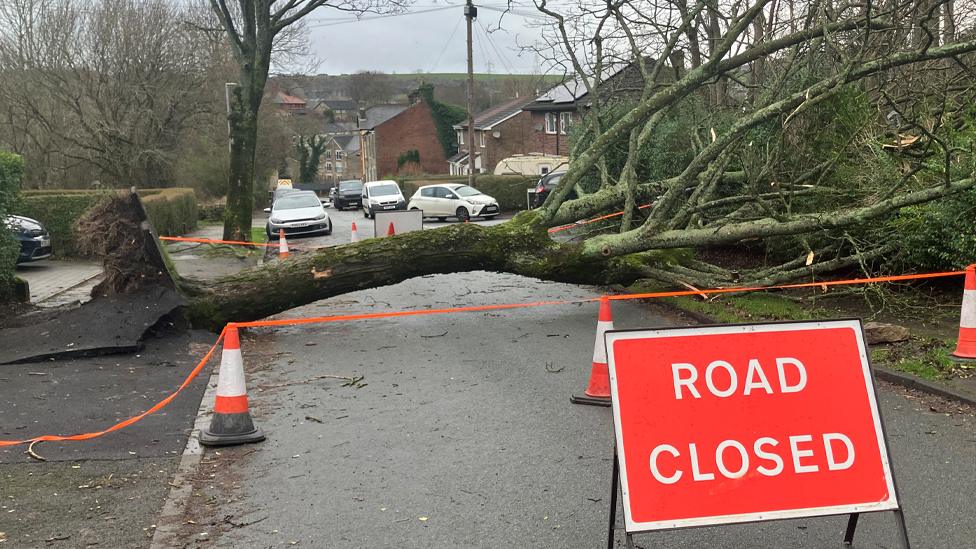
(961, 290, 976, 328)
(592, 320, 614, 362)
(216, 349, 247, 397)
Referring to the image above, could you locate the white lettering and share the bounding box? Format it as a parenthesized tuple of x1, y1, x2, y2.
(716, 440, 749, 478)
(689, 443, 715, 481)
(754, 437, 784, 476)
(743, 359, 774, 395)
(776, 357, 807, 393)
(649, 445, 682, 484)
(672, 363, 701, 400)
(823, 433, 855, 471)
(790, 434, 819, 473)
(705, 360, 737, 397)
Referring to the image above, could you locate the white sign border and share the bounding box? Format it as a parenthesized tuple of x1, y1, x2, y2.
(605, 319, 901, 533)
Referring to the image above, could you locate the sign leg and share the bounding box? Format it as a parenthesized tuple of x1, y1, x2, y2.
(893, 509, 912, 549)
(843, 513, 859, 545)
(625, 533, 636, 549)
(607, 447, 619, 549)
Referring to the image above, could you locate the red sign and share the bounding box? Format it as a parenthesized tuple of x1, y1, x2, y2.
(605, 320, 899, 532)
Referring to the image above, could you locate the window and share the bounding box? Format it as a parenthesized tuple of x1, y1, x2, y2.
(421, 187, 436, 198)
(478, 132, 486, 148)
(545, 113, 558, 134)
(335, 162, 344, 172)
(560, 112, 573, 134)
(325, 149, 332, 159)
(434, 187, 455, 199)
(335, 151, 343, 160)
(326, 162, 333, 169)
(540, 165, 550, 175)
(457, 130, 465, 145)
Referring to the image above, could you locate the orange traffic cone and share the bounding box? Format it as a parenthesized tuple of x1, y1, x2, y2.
(200, 325, 265, 447)
(350, 222, 360, 243)
(387, 222, 396, 237)
(952, 264, 976, 360)
(571, 296, 614, 407)
(278, 229, 289, 258)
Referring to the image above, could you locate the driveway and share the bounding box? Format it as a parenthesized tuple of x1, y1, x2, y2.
(15, 260, 101, 307)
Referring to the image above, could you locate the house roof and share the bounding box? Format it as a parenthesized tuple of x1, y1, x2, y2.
(454, 96, 533, 131)
(524, 59, 664, 111)
(272, 91, 306, 106)
(360, 104, 409, 129)
(323, 122, 358, 134)
(333, 134, 361, 152)
(322, 99, 356, 111)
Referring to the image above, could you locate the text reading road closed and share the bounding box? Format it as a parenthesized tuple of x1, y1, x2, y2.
(605, 321, 899, 532)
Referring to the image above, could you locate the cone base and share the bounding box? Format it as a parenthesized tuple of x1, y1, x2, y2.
(950, 352, 976, 362)
(200, 426, 265, 447)
(570, 394, 611, 407)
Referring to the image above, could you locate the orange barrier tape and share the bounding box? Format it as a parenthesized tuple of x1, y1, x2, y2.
(160, 236, 285, 249)
(0, 327, 227, 448)
(548, 203, 654, 234)
(1, 269, 964, 447)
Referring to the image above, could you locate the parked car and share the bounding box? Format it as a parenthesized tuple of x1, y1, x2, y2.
(362, 180, 406, 219)
(264, 191, 332, 239)
(4, 215, 52, 263)
(407, 184, 500, 222)
(530, 171, 567, 208)
(271, 186, 301, 205)
(332, 180, 364, 210)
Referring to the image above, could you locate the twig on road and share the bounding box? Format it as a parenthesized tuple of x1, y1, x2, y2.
(257, 374, 366, 390)
(26, 440, 47, 462)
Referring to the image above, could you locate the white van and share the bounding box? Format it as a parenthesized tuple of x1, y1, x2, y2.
(361, 180, 407, 219)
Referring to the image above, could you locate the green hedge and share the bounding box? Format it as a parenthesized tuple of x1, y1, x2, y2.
(141, 188, 198, 237)
(0, 152, 24, 298)
(15, 188, 197, 258)
(399, 175, 536, 212)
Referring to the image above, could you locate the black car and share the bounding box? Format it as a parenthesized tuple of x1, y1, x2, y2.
(333, 180, 364, 210)
(5, 215, 52, 263)
(531, 171, 566, 208)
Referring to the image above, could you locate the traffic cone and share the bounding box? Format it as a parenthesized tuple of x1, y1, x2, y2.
(387, 222, 396, 237)
(278, 229, 289, 258)
(350, 222, 360, 243)
(952, 264, 976, 360)
(200, 325, 265, 447)
(571, 296, 614, 407)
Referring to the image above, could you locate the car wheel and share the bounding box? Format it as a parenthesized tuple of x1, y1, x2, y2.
(324, 227, 332, 236)
(455, 207, 470, 223)
(268, 228, 278, 240)
(363, 208, 368, 218)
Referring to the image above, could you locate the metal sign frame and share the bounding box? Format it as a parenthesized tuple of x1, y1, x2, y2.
(602, 319, 911, 548)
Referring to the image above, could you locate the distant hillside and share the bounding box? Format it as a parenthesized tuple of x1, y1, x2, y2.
(271, 72, 564, 112)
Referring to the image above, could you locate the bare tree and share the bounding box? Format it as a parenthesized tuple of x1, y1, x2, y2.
(347, 70, 395, 106)
(207, 0, 404, 241)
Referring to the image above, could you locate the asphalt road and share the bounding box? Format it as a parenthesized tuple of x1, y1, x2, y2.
(177, 272, 976, 548)
(269, 202, 512, 250)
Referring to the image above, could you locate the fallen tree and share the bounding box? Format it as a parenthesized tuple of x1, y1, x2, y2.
(92, 0, 976, 329)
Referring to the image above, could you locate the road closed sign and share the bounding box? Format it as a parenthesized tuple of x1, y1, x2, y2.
(605, 320, 900, 533)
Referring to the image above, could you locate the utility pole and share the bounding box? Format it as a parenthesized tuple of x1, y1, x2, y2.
(464, 0, 477, 186)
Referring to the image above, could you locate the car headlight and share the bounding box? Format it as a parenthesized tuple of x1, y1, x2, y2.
(270, 217, 282, 224)
(314, 213, 327, 220)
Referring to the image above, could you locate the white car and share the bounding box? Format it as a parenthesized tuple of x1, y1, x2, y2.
(407, 184, 500, 222)
(362, 180, 407, 219)
(264, 191, 332, 239)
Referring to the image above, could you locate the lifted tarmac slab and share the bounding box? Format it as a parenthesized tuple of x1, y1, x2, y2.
(0, 286, 184, 364)
(0, 329, 215, 463)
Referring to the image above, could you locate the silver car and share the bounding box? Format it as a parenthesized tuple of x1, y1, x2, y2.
(265, 191, 332, 239)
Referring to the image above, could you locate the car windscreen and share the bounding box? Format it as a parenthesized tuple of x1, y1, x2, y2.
(339, 181, 362, 191)
(452, 185, 481, 197)
(275, 194, 321, 209)
(369, 184, 399, 196)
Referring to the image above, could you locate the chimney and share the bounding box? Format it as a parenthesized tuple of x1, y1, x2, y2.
(358, 108, 367, 130)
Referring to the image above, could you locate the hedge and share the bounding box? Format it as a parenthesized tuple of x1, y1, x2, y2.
(15, 188, 198, 258)
(398, 174, 537, 212)
(0, 152, 24, 299)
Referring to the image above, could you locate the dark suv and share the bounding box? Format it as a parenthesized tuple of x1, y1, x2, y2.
(531, 171, 566, 208)
(332, 180, 364, 210)
(5, 215, 52, 263)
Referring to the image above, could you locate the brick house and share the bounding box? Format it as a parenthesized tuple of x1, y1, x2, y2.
(318, 134, 362, 183)
(450, 96, 534, 175)
(271, 90, 307, 115)
(358, 101, 447, 181)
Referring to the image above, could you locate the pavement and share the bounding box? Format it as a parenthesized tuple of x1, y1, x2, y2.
(167, 272, 976, 548)
(0, 330, 214, 548)
(14, 260, 101, 307)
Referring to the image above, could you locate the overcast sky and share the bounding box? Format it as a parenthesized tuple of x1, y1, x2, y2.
(303, 2, 550, 75)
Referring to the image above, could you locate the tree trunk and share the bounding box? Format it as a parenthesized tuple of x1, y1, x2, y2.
(181, 215, 645, 330)
(223, 56, 269, 241)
